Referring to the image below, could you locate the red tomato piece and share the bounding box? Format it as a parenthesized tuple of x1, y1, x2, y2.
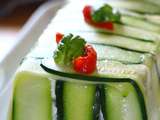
(82, 5, 92, 23)
(56, 32, 64, 44)
(92, 21, 114, 30)
(82, 5, 114, 30)
(73, 45, 97, 74)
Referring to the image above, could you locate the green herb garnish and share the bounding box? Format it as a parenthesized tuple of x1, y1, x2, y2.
(92, 4, 121, 23)
(54, 34, 86, 66)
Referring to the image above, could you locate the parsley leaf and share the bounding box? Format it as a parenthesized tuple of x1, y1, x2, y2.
(53, 34, 86, 66)
(92, 4, 121, 23)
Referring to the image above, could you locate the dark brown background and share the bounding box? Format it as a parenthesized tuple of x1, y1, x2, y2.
(0, 2, 45, 59)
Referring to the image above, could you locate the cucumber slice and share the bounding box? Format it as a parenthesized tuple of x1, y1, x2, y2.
(101, 83, 143, 120)
(145, 15, 160, 25)
(95, 23, 160, 43)
(92, 44, 150, 64)
(13, 71, 52, 120)
(145, 0, 160, 6)
(56, 81, 98, 120)
(119, 10, 160, 26)
(121, 15, 160, 32)
(107, 0, 160, 14)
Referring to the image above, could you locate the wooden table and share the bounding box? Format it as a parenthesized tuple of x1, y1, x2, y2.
(0, 4, 40, 60)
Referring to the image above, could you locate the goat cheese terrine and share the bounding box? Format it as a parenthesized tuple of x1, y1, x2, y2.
(12, 0, 160, 120)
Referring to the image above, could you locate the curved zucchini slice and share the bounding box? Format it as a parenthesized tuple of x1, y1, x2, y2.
(40, 59, 148, 120)
(56, 81, 99, 120)
(107, 0, 160, 14)
(121, 15, 160, 33)
(92, 44, 150, 64)
(13, 71, 52, 120)
(100, 83, 143, 120)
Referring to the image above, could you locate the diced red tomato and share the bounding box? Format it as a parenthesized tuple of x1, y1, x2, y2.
(56, 32, 64, 44)
(82, 5, 92, 23)
(73, 45, 97, 74)
(82, 5, 114, 30)
(91, 21, 113, 30)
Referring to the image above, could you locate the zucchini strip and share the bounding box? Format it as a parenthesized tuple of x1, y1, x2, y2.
(100, 83, 143, 120)
(13, 72, 52, 120)
(106, 0, 160, 14)
(55, 81, 99, 120)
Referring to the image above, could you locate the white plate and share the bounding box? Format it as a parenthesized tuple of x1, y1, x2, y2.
(0, 1, 66, 119)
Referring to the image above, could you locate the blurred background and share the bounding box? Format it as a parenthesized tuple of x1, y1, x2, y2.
(0, 0, 52, 61)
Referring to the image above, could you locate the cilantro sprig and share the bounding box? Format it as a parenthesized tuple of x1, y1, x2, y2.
(92, 4, 121, 23)
(53, 34, 86, 66)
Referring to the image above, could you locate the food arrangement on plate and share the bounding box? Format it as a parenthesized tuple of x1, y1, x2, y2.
(11, 0, 160, 120)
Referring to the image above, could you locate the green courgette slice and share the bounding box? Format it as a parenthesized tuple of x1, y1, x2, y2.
(100, 83, 143, 120)
(107, 0, 160, 14)
(13, 72, 52, 120)
(56, 81, 99, 120)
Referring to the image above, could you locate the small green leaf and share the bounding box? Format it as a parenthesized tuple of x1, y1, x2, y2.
(53, 34, 86, 66)
(92, 4, 121, 23)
